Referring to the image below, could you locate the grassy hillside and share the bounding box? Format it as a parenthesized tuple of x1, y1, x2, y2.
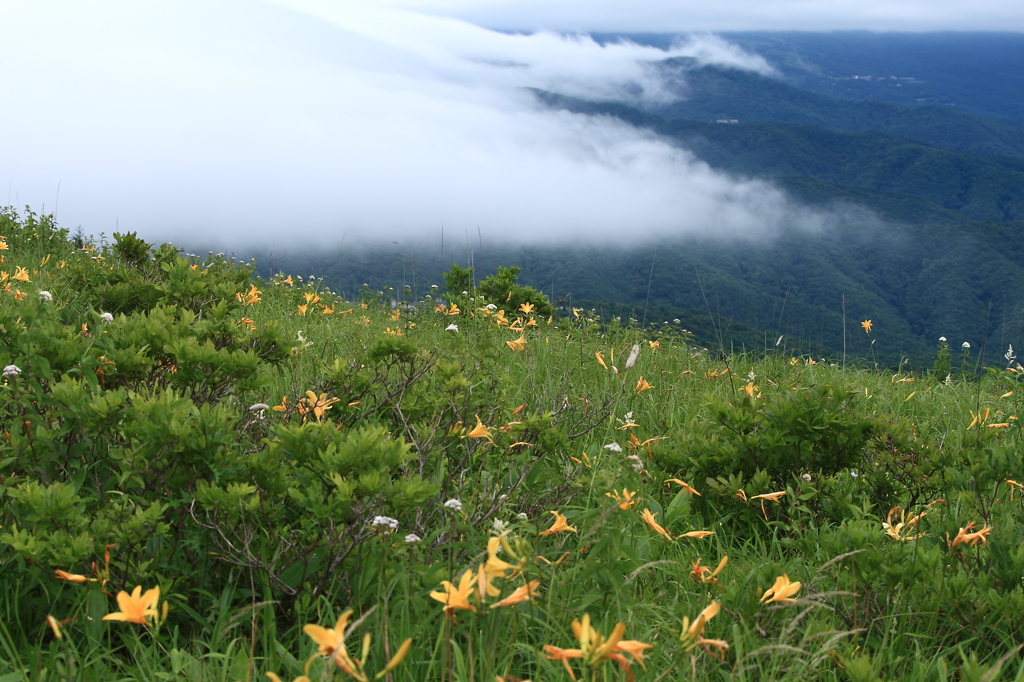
(3, 208, 1024, 681)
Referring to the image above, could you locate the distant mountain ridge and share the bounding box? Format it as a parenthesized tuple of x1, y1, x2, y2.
(221, 33, 1024, 368)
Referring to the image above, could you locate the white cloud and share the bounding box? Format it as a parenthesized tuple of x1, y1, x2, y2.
(2, 0, 827, 248)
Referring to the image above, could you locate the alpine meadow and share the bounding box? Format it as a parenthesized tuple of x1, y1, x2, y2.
(4, 18, 1024, 682)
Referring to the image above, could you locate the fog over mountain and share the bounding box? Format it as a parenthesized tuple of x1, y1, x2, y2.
(5, 0, 865, 248)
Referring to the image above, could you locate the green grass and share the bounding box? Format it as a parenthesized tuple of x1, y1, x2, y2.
(1, 208, 1024, 681)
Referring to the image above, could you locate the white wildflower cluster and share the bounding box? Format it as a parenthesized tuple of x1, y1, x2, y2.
(626, 454, 644, 473)
(445, 324, 459, 332)
(3, 364, 21, 378)
(516, 512, 528, 521)
(99, 312, 114, 323)
(370, 516, 399, 533)
(938, 336, 946, 342)
(962, 342, 971, 349)
(1006, 345, 1016, 365)
(748, 370, 756, 382)
(603, 442, 622, 453)
(248, 403, 270, 417)
(404, 533, 422, 544)
(444, 498, 463, 512)
(486, 303, 497, 311)
(491, 519, 508, 535)
(944, 373, 953, 386)
(39, 291, 53, 303)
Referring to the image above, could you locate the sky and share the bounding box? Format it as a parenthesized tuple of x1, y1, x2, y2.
(2, 0, 1021, 249)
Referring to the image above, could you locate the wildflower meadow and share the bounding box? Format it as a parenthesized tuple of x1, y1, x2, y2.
(1, 206, 1023, 681)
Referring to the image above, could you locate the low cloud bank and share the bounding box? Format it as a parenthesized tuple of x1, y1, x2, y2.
(3, 0, 850, 248)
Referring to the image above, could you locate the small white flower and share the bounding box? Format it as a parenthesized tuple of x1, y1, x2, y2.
(461, 290, 469, 296)
(296, 330, 306, 343)
(748, 370, 756, 382)
(962, 342, 971, 349)
(603, 442, 622, 453)
(626, 454, 644, 473)
(99, 312, 114, 323)
(1006, 345, 1016, 363)
(938, 336, 946, 342)
(404, 533, 422, 543)
(516, 512, 528, 521)
(850, 471, 859, 478)
(3, 364, 21, 378)
(944, 373, 953, 386)
(248, 403, 270, 417)
(486, 303, 497, 311)
(673, 318, 681, 324)
(431, 284, 438, 289)
(39, 291, 53, 303)
(445, 323, 459, 332)
(491, 519, 508, 535)
(370, 516, 399, 532)
(444, 498, 462, 511)
(801, 473, 812, 482)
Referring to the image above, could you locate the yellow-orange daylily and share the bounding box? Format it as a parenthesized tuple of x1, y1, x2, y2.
(947, 521, 992, 548)
(679, 529, 716, 539)
(968, 408, 991, 429)
(882, 506, 927, 541)
(465, 415, 492, 440)
(13, 266, 30, 282)
(690, 556, 728, 587)
(506, 335, 526, 351)
(760, 575, 801, 603)
(680, 601, 721, 647)
(55, 569, 93, 583)
(445, 303, 460, 316)
(519, 302, 535, 314)
(298, 391, 340, 421)
(489, 580, 541, 608)
(543, 614, 653, 681)
(635, 377, 652, 392)
(539, 511, 577, 535)
(750, 491, 787, 520)
(304, 610, 353, 658)
(595, 352, 608, 369)
(296, 304, 308, 316)
(665, 478, 701, 496)
(640, 508, 672, 541)
(102, 585, 161, 624)
(429, 570, 478, 614)
(236, 284, 262, 305)
(1007, 479, 1024, 501)
(861, 320, 873, 333)
(605, 488, 638, 510)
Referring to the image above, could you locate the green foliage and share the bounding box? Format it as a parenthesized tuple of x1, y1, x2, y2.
(476, 265, 554, 318)
(2, 207, 1024, 681)
(667, 383, 875, 486)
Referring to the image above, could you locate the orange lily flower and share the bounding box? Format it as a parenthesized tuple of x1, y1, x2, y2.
(543, 614, 652, 681)
(861, 319, 873, 333)
(506, 335, 526, 351)
(595, 352, 608, 369)
(429, 570, 478, 614)
(519, 302, 535, 314)
(750, 491, 787, 520)
(760, 575, 801, 603)
(102, 585, 161, 625)
(640, 508, 672, 541)
(605, 488, 638, 510)
(55, 569, 90, 583)
(665, 479, 701, 496)
(690, 556, 728, 587)
(539, 511, 577, 535)
(490, 580, 541, 608)
(882, 506, 927, 541)
(466, 415, 492, 440)
(679, 530, 716, 539)
(635, 377, 652, 392)
(680, 601, 721, 646)
(947, 521, 992, 548)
